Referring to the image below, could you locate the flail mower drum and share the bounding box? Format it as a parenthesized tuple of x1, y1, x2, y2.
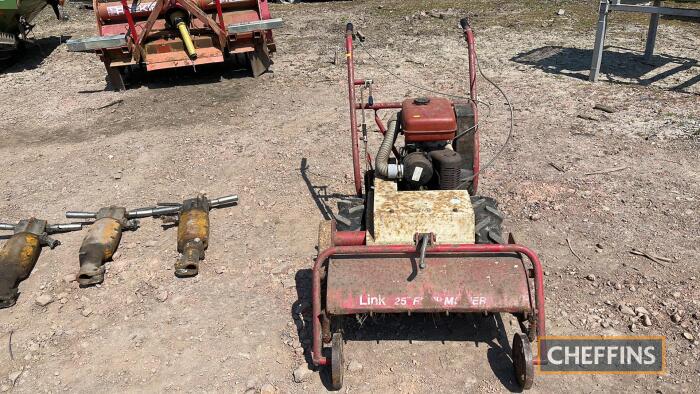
(66, 0, 282, 90)
(311, 20, 547, 390)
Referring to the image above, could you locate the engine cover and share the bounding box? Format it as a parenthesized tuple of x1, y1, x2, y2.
(401, 97, 457, 142)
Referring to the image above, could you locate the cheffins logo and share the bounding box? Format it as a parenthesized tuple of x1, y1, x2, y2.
(538, 336, 666, 374)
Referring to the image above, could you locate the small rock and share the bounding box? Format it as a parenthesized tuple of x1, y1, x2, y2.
(35, 294, 53, 307)
(260, 384, 275, 394)
(113, 171, 122, 180)
(683, 332, 695, 341)
(671, 314, 682, 323)
(619, 305, 635, 316)
(635, 307, 650, 316)
(614, 283, 623, 290)
(347, 360, 363, 372)
(586, 274, 596, 282)
(556, 9, 565, 16)
(672, 291, 681, 299)
(529, 213, 541, 221)
(81, 308, 93, 317)
(293, 364, 312, 383)
(629, 286, 636, 292)
(629, 323, 637, 332)
(155, 290, 168, 302)
(62, 274, 76, 283)
(641, 315, 652, 327)
(8, 370, 22, 383)
(215, 266, 225, 274)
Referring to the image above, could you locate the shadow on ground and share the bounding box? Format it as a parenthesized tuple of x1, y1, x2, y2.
(114, 57, 257, 91)
(511, 45, 699, 92)
(0, 36, 67, 73)
(291, 268, 522, 392)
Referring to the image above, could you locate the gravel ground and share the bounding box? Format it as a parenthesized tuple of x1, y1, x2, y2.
(0, 1, 698, 392)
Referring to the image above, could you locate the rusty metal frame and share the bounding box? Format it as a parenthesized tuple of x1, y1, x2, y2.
(311, 233, 547, 367)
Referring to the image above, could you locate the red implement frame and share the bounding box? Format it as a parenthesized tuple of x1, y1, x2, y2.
(344, 22, 481, 196)
(312, 22, 547, 369)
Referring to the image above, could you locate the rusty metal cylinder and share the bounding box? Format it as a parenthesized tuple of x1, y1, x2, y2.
(0, 233, 42, 308)
(77, 217, 124, 286)
(177, 208, 209, 252)
(96, 0, 256, 23)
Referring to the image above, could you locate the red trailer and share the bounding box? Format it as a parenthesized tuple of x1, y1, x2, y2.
(67, 0, 282, 89)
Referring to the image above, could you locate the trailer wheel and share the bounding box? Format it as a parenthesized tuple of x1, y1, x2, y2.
(471, 196, 504, 244)
(512, 333, 534, 390)
(331, 332, 345, 390)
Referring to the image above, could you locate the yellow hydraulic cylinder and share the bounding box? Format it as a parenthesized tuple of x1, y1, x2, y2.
(169, 10, 197, 60)
(177, 21, 197, 60)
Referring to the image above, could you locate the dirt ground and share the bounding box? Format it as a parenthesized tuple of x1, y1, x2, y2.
(0, 0, 699, 392)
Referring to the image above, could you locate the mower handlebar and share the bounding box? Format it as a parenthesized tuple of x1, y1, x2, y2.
(460, 17, 470, 30)
(346, 22, 354, 34)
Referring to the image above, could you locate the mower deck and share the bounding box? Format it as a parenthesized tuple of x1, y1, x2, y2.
(326, 253, 532, 315)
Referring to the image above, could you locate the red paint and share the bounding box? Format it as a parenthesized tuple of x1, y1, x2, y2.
(401, 97, 458, 142)
(214, 0, 225, 32)
(312, 242, 547, 366)
(119, 0, 139, 43)
(462, 23, 480, 193)
(345, 26, 363, 197)
(332, 231, 366, 246)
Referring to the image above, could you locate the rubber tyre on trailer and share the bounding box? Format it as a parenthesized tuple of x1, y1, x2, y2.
(512, 333, 534, 390)
(330, 332, 344, 390)
(471, 196, 505, 244)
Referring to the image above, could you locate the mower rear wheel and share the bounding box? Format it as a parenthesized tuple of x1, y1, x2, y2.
(512, 333, 534, 390)
(331, 332, 345, 390)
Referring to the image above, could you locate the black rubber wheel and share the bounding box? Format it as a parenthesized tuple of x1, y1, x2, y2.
(331, 332, 344, 390)
(513, 333, 534, 390)
(471, 196, 504, 244)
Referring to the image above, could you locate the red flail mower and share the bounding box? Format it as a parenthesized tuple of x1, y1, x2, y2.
(66, 0, 282, 90)
(311, 20, 547, 390)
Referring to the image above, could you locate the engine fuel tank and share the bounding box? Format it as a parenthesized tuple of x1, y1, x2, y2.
(401, 97, 457, 142)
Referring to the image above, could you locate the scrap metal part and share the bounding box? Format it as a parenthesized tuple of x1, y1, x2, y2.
(0, 218, 82, 308)
(74, 207, 137, 286)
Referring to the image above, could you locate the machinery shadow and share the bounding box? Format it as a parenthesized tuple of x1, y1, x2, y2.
(0, 36, 68, 74)
(299, 158, 357, 222)
(291, 268, 522, 392)
(119, 57, 262, 90)
(511, 45, 699, 93)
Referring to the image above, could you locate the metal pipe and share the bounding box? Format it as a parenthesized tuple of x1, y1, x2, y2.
(119, 0, 139, 43)
(312, 243, 547, 366)
(0, 224, 15, 231)
(66, 211, 97, 219)
(345, 22, 362, 197)
(47, 223, 84, 233)
(354, 102, 402, 110)
(332, 231, 366, 246)
(127, 206, 180, 218)
(210, 195, 239, 207)
(460, 17, 480, 193)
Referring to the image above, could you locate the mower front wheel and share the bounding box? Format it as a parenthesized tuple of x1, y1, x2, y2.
(330, 332, 345, 390)
(512, 333, 534, 390)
